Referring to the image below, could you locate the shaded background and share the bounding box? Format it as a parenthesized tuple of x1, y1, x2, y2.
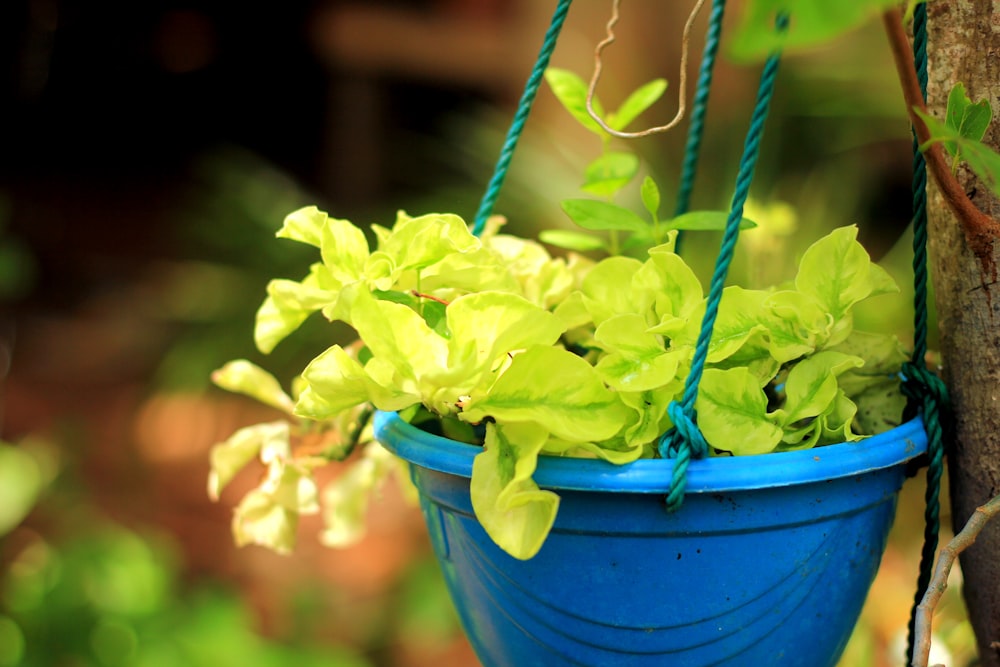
(0, 1, 975, 665)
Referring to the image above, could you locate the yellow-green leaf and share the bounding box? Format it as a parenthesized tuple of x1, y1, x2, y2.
(470, 422, 559, 560)
(544, 68, 607, 137)
(208, 421, 289, 500)
(320, 215, 370, 283)
(462, 346, 628, 443)
(794, 226, 897, 322)
(320, 442, 404, 547)
(277, 206, 327, 247)
(593, 314, 681, 391)
(696, 367, 783, 455)
(212, 360, 295, 414)
(446, 292, 566, 375)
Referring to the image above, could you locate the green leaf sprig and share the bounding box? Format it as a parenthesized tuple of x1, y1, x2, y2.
(541, 69, 754, 256)
(916, 83, 1000, 197)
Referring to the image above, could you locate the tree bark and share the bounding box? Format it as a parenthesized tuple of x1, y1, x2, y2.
(926, 2, 1000, 665)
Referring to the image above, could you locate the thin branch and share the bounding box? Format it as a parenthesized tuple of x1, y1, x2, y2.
(585, 0, 708, 139)
(411, 290, 450, 306)
(911, 492, 1000, 667)
(882, 7, 1000, 243)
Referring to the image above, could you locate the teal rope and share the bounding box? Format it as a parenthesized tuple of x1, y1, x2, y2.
(674, 0, 728, 225)
(906, 3, 951, 664)
(673, 0, 728, 255)
(659, 14, 789, 511)
(472, 0, 573, 236)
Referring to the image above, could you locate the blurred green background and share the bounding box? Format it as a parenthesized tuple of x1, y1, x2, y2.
(0, 1, 975, 665)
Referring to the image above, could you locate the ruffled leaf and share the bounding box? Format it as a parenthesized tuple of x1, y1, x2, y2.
(462, 346, 628, 443)
(320, 215, 370, 283)
(320, 442, 405, 547)
(297, 344, 417, 419)
(231, 458, 318, 555)
(208, 421, 289, 500)
(470, 422, 559, 560)
(696, 367, 783, 455)
(580, 256, 645, 326)
(795, 226, 898, 323)
(277, 206, 326, 247)
(212, 360, 295, 414)
(446, 292, 566, 377)
(637, 247, 703, 334)
(593, 314, 681, 392)
(779, 351, 863, 426)
(255, 267, 340, 353)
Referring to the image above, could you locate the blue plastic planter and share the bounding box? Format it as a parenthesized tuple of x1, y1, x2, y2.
(374, 411, 927, 667)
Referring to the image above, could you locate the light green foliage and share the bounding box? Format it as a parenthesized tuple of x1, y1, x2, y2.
(462, 346, 628, 443)
(212, 360, 296, 414)
(918, 84, 1000, 198)
(697, 368, 784, 455)
(0, 440, 57, 538)
(729, 0, 902, 62)
(544, 68, 757, 255)
(213, 199, 906, 558)
(582, 153, 640, 198)
(470, 422, 559, 560)
(320, 441, 411, 547)
(543, 68, 608, 137)
(944, 83, 993, 168)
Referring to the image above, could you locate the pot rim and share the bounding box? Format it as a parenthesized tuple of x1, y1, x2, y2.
(373, 411, 928, 494)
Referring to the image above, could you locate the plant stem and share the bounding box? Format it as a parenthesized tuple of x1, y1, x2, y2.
(882, 7, 1000, 244)
(411, 290, 450, 306)
(911, 492, 1000, 667)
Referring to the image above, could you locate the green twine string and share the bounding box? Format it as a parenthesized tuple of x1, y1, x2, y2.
(472, 0, 573, 236)
(659, 14, 789, 512)
(906, 3, 951, 664)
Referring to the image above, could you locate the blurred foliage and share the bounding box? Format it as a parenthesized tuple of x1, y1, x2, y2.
(1, 525, 371, 667)
(0, 435, 382, 667)
(151, 148, 355, 392)
(0, 194, 37, 304)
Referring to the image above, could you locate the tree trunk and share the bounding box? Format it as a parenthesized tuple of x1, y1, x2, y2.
(926, 2, 1000, 664)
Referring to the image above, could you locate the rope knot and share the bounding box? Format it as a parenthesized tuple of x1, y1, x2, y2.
(659, 401, 710, 512)
(901, 361, 950, 420)
(659, 401, 710, 460)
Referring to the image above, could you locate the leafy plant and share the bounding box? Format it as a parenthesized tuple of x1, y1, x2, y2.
(205, 3, 920, 563)
(209, 202, 905, 559)
(728, 0, 903, 61)
(917, 82, 1000, 196)
(539, 69, 755, 256)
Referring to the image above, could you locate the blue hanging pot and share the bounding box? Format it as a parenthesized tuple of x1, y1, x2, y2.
(374, 410, 928, 667)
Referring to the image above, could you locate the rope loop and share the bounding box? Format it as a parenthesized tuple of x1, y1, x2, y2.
(661, 401, 709, 511)
(901, 361, 950, 419)
(659, 401, 710, 460)
(660, 12, 788, 510)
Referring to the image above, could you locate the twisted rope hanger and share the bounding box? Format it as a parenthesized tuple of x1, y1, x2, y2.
(472, 0, 573, 236)
(904, 3, 950, 663)
(659, 13, 789, 512)
(674, 0, 728, 255)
